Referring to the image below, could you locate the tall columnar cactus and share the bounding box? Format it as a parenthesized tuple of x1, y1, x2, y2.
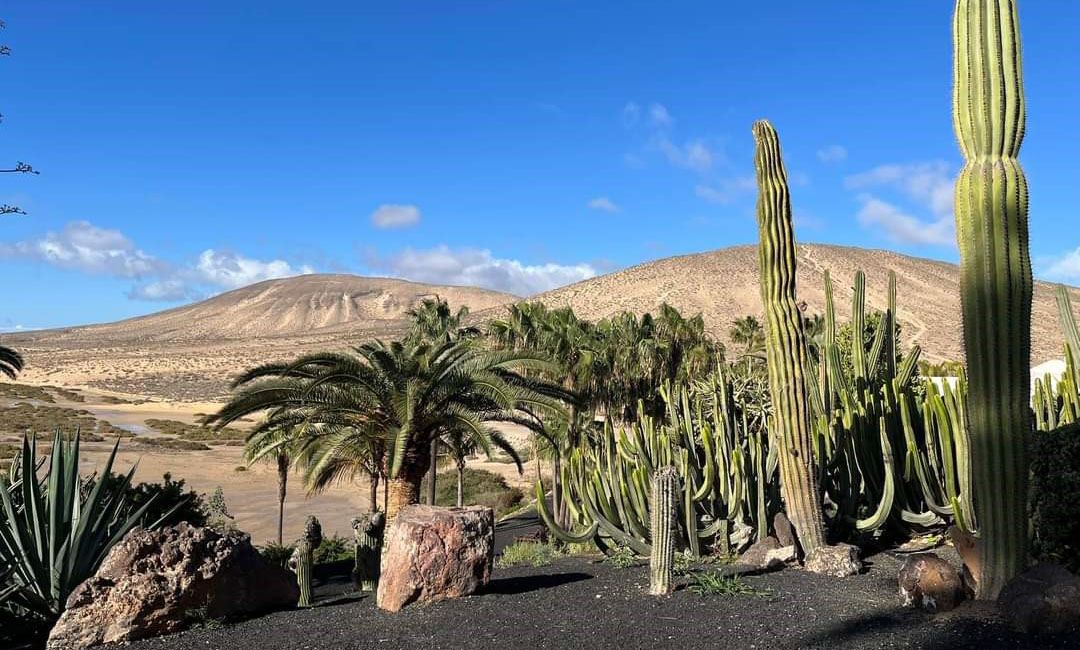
(751, 120, 827, 555)
(352, 510, 385, 592)
(649, 466, 679, 595)
(952, 0, 1032, 600)
(289, 515, 323, 607)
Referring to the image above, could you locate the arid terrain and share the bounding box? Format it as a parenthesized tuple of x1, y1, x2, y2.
(2, 243, 1076, 544)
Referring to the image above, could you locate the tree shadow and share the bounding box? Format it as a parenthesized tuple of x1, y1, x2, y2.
(480, 571, 592, 596)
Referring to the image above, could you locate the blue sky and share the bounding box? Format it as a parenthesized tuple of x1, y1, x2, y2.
(2, 1, 1079, 330)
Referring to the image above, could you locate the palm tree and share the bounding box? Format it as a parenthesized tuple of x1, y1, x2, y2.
(208, 339, 573, 524)
(405, 296, 479, 346)
(0, 345, 23, 380)
(405, 296, 481, 504)
(730, 315, 765, 357)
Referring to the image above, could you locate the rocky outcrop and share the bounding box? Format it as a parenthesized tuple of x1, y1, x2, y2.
(805, 543, 862, 578)
(898, 553, 962, 612)
(998, 563, 1080, 635)
(376, 505, 494, 612)
(737, 536, 781, 569)
(773, 513, 797, 549)
(47, 523, 298, 649)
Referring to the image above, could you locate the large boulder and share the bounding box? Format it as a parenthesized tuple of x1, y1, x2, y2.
(998, 563, 1080, 634)
(805, 543, 862, 578)
(47, 523, 298, 649)
(898, 553, 962, 612)
(736, 536, 781, 569)
(377, 504, 494, 612)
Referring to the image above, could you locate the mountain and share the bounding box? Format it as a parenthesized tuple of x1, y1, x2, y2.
(524, 243, 1075, 364)
(14, 275, 517, 343)
(5, 245, 1076, 401)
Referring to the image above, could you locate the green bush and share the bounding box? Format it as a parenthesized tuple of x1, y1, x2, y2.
(313, 534, 353, 564)
(687, 571, 768, 597)
(1030, 423, 1080, 571)
(419, 468, 524, 517)
(259, 542, 295, 568)
(496, 541, 563, 568)
(260, 534, 353, 567)
(96, 471, 208, 528)
(602, 545, 639, 569)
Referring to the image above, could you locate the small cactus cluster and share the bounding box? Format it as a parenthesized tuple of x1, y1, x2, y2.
(649, 467, 679, 595)
(289, 515, 323, 608)
(352, 510, 385, 592)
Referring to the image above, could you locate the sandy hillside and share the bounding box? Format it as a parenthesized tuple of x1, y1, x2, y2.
(3, 244, 1077, 403)
(521, 243, 1079, 364)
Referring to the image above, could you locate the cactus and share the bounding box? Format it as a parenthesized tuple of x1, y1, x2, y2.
(751, 119, 827, 554)
(289, 515, 323, 607)
(649, 466, 679, 595)
(352, 510, 385, 592)
(952, 0, 1032, 600)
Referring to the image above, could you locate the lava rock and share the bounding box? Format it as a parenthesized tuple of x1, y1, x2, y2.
(737, 536, 780, 569)
(949, 525, 979, 599)
(805, 543, 862, 578)
(998, 563, 1080, 635)
(765, 545, 798, 567)
(47, 523, 298, 649)
(898, 553, 962, 612)
(377, 504, 494, 612)
(773, 512, 797, 549)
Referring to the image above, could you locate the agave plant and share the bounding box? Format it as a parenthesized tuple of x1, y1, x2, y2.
(0, 431, 168, 623)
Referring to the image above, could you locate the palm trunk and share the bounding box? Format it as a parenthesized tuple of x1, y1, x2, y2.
(276, 453, 288, 546)
(368, 470, 379, 512)
(387, 468, 425, 527)
(426, 438, 439, 506)
(382, 470, 389, 512)
(456, 458, 466, 507)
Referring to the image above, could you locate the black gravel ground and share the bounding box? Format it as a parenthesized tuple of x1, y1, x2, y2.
(120, 525, 1080, 650)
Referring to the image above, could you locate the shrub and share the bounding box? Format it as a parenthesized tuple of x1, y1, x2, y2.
(420, 468, 524, 517)
(603, 545, 639, 569)
(259, 542, 295, 568)
(496, 542, 563, 569)
(687, 571, 768, 597)
(93, 472, 208, 528)
(1030, 423, 1080, 571)
(313, 534, 353, 564)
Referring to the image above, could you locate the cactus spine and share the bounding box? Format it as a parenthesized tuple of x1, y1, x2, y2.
(952, 0, 1032, 599)
(649, 466, 678, 595)
(751, 120, 827, 555)
(352, 510, 385, 592)
(289, 515, 322, 607)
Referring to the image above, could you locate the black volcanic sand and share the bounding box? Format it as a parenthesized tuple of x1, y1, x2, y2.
(122, 551, 1080, 650)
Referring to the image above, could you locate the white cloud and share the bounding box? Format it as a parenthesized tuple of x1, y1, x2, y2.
(845, 162, 956, 246)
(649, 103, 672, 127)
(854, 195, 954, 246)
(0, 220, 163, 278)
(368, 245, 597, 297)
(587, 197, 620, 213)
(817, 145, 848, 163)
(621, 102, 641, 127)
(695, 177, 756, 204)
(845, 161, 954, 218)
(1, 220, 317, 302)
(655, 136, 714, 172)
(370, 204, 421, 229)
(192, 249, 314, 290)
(1040, 249, 1080, 285)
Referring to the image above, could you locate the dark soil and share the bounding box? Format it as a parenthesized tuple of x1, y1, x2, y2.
(123, 547, 1080, 650)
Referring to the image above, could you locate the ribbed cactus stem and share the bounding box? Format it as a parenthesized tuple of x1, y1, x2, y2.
(952, 0, 1031, 600)
(352, 510, 385, 592)
(751, 120, 827, 555)
(649, 466, 678, 596)
(290, 539, 315, 607)
(289, 515, 322, 607)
